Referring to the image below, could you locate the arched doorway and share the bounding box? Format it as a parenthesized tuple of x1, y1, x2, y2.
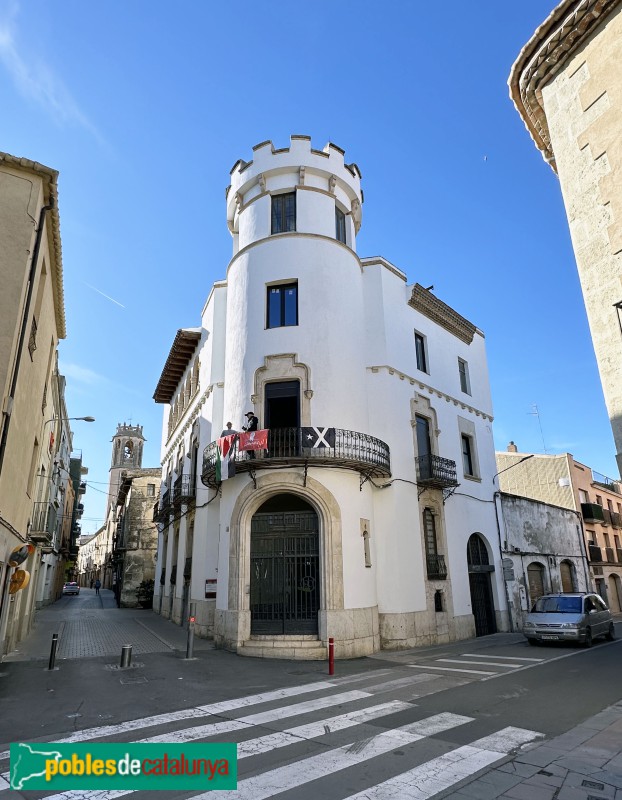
(560, 560, 575, 593)
(467, 534, 496, 636)
(527, 562, 545, 606)
(250, 494, 320, 635)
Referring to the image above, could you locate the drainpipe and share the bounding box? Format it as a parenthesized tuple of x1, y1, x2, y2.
(0, 200, 54, 476)
(493, 491, 514, 632)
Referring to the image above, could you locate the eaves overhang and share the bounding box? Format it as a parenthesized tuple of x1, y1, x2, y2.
(508, 0, 621, 172)
(0, 152, 66, 338)
(153, 328, 201, 404)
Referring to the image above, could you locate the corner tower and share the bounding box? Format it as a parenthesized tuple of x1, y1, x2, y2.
(223, 136, 367, 432)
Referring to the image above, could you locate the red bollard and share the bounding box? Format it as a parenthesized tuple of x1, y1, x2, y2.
(328, 637, 335, 675)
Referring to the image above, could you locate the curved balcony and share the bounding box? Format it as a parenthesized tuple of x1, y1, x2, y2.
(201, 427, 391, 488)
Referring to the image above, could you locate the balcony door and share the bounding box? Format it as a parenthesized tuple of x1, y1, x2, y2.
(265, 381, 300, 457)
(250, 494, 319, 635)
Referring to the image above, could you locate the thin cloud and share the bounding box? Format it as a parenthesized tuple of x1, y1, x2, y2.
(60, 362, 107, 386)
(0, 1, 105, 144)
(83, 282, 126, 309)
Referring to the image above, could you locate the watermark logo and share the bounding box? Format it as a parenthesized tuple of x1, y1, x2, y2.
(10, 742, 237, 791)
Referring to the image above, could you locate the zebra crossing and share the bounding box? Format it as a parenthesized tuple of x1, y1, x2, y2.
(401, 651, 545, 678)
(0, 669, 544, 799)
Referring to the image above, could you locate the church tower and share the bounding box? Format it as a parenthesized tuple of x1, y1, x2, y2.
(107, 423, 145, 514)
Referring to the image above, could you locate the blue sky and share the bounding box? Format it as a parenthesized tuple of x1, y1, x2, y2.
(1, 1, 616, 535)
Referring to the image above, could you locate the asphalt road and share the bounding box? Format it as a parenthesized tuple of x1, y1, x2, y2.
(1, 594, 621, 799)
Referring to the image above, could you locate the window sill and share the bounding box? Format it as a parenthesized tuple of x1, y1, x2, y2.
(463, 474, 481, 483)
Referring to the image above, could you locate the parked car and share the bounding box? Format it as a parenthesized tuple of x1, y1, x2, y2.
(62, 581, 80, 596)
(523, 592, 615, 647)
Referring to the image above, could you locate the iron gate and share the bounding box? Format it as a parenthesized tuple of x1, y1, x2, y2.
(469, 572, 496, 636)
(250, 510, 319, 635)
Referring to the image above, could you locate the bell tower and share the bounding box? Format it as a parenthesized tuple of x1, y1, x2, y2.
(107, 423, 145, 514)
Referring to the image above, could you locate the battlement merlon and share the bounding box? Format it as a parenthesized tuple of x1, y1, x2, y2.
(226, 135, 363, 233)
(112, 423, 145, 440)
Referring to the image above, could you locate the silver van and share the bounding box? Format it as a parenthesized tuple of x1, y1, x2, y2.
(522, 592, 615, 647)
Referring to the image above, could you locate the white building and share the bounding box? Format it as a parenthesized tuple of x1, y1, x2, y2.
(153, 136, 506, 658)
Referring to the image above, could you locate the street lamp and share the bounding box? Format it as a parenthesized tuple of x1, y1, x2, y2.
(44, 416, 95, 426)
(492, 454, 534, 484)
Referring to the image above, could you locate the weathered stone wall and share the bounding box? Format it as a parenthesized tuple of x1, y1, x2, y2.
(537, 7, 622, 472)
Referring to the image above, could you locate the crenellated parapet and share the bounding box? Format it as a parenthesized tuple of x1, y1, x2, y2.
(226, 135, 363, 238)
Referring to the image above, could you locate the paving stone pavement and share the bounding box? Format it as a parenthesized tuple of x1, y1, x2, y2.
(3, 587, 214, 661)
(448, 701, 622, 800)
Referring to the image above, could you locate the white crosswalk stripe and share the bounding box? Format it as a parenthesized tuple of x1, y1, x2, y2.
(204, 713, 475, 800)
(343, 727, 543, 799)
(0, 673, 544, 800)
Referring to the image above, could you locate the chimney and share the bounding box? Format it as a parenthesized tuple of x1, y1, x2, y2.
(507, 441, 518, 453)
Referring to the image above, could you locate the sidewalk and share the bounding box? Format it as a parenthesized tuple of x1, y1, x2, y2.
(447, 701, 622, 799)
(3, 588, 215, 661)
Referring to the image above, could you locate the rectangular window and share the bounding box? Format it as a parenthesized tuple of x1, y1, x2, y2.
(271, 192, 296, 234)
(458, 358, 471, 394)
(414, 332, 428, 373)
(267, 283, 298, 328)
(462, 434, 474, 476)
(147, 484, 155, 497)
(335, 207, 346, 243)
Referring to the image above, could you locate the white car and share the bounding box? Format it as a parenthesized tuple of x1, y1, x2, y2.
(62, 581, 80, 596)
(523, 592, 614, 647)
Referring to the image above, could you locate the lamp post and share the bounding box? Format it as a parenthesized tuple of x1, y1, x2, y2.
(492, 454, 534, 485)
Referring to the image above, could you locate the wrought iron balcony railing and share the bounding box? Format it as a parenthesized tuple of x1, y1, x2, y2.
(29, 501, 56, 543)
(588, 544, 603, 562)
(617, 548, 622, 563)
(426, 553, 448, 580)
(154, 488, 173, 522)
(173, 475, 196, 506)
(612, 512, 622, 528)
(415, 454, 458, 489)
(201, 427, 390, 488)
(603, 508, 612, 526)
(582, 503, 605, 524)
(606, 547, 615, 563)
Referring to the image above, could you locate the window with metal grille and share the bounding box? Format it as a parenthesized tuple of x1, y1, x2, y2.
(271, 192, 296, 234)
(267, 283, 298, 328)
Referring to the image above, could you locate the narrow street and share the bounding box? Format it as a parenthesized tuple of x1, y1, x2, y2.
(2, 590, 622, 799)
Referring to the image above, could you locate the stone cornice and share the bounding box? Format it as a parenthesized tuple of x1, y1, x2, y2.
(408, 284, 477, 344)
(368, 365, 493, 422)
(508, 0, 621, 171)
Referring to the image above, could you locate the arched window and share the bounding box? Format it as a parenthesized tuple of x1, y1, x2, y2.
(467, 533, 490, 567)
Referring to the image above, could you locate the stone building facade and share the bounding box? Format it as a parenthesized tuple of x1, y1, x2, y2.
(509, 0, 622, 475)
(496, 444, 622, 611)
(110, 468, 160, 607)
(498, 493, 590, 631)
(0, 152, 67, 655)
(153, 136, 507, 659)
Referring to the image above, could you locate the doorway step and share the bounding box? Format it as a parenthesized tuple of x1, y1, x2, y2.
(240, 635, 327, 660)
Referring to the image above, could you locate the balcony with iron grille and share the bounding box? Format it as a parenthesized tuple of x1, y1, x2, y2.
(29, 501, 56, 543)
(201, 427, 391, 489)
(415, 454, 458, 489)
(588, 544, 603, 562)
(606, 547, 615, 563)
(154, 488, 172, 522)
(612, 512, 622, 528)
(173, 475, 196, 507)
(582, 503, 605, 524)
(426, 553, 448, 580)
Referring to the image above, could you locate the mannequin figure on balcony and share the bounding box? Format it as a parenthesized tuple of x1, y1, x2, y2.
(242, 412, 259, 459)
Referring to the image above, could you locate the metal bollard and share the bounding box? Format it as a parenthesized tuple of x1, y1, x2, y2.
(328, 637, 335, 676)
(120, 644, 132, 668)
(185, 602, 196, 659)
(48, 633, 59, 671)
